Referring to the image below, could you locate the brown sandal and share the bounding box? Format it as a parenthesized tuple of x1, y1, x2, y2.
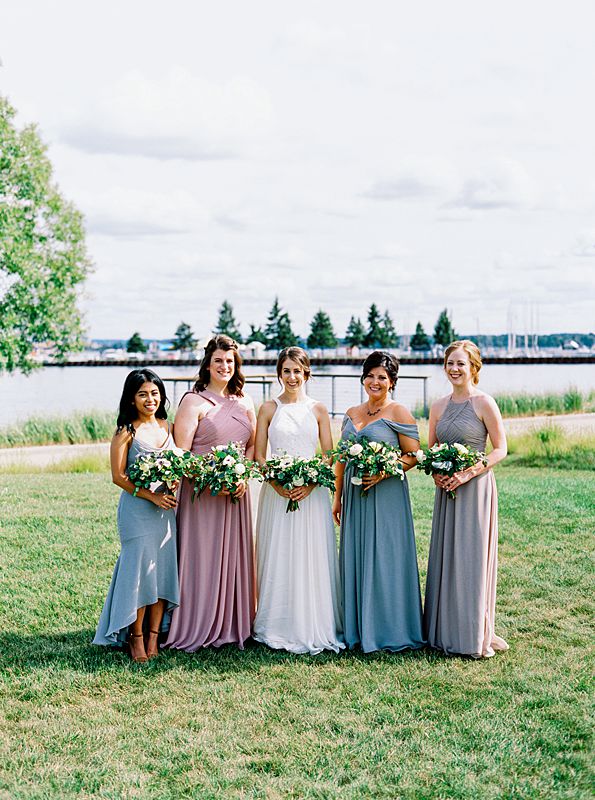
(146, 629, 160, 659)
(129, 632, 148, 663)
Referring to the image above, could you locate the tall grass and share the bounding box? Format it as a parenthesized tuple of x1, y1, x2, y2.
(493, 388, 591, 417)
(506, 425, 595, 470)
(0, 411, 116, 448)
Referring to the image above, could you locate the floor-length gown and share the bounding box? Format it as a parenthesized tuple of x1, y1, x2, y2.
(340, 416, 425, 653)
(253, 397, 344, 655)
(93, 429, 179, 647)
(423, 397, 509, 658)
(166, 391, 255, 651)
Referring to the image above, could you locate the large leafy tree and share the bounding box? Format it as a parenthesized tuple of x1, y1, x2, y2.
(171, 321, 197, 352)
(345, 316, 366, 347)
(433, 308, 457, 347)
(307, 309, 337, 349)
(410, 321, 432, 351)
(0, 96, 92, 373)
(126, 332, 147, 353)
(363, 303, 383, 348)
(214, 300, 242, 342)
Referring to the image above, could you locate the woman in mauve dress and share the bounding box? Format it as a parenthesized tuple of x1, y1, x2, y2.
(423, 340, 509, 658)
(166, 335, 256, 651)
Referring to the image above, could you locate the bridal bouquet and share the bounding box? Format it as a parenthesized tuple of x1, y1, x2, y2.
(128, 447, 191, 496)
(187, 442, 262, 504)
(412, 442, 487, 499)
(332, 435, 404, 497)
(261, 451, 336, 512)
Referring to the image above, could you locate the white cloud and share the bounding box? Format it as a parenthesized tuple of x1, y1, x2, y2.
(446, 158, 536, 211)
(571, 230, 595, 258)
(60, 67, 275, 160)
(362, 159, 457, 201)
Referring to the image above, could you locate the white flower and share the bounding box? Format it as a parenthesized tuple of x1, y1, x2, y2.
(415, 450, 426, 463)
(351, 476, 363, 486)
(349, 443, 364, 456)
(234, 463, 246, 475)
(171, 447, 185, 456)
(432, 460, 452, 471)
(368, 441, 382, 453)
(292, 476, 305, 487)
(453, 443, 468, 454)
(279, 457, 293, 469)
(214, 445, 228, 451)
(222, 455, 235, 466)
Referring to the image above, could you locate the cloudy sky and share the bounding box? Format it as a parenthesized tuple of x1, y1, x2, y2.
(2, 0, 594, 339)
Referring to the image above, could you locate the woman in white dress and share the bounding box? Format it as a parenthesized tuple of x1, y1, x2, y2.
(253, 347, 344, 654)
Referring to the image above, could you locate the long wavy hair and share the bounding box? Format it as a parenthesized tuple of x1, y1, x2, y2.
(116, 369, 169, 434)
(193, 335, 245, 396)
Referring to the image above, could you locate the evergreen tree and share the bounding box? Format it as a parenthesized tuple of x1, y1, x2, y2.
(263, 297, 282, 349)
(345, 316, 366, 347)
(379, 309, 398, 348)
(247, 324, 267, 345)
(214, 300, 242, 342)
(126, 332, 147, 353)
(0, 96, 92, 373)
(410, 321, 432, 351)
(363, 303, 383, 348)
(171, 321, 197, 352)
(276, 312, 299, 348)
(433, 308, 457, 347)
(307, 310, 337, 349)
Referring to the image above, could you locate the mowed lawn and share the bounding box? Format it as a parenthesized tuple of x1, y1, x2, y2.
(0, 468, 593, 799)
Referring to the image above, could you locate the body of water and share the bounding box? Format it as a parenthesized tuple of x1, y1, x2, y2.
(1, 362, 594, 427)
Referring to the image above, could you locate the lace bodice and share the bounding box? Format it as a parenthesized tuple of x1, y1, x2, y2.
(268, 397, 319, 459)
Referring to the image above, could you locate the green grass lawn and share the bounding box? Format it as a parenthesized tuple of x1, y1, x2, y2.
(0, 468, 593, 799)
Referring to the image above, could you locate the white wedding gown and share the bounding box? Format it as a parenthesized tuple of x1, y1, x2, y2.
(253, 396, 345, 654)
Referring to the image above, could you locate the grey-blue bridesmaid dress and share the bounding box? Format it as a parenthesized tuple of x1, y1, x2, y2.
(93, 430, 179, 647)
(339, 416, 425, 653)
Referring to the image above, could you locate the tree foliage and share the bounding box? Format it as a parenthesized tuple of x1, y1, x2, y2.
(171, 321, 197, 352)
(410, 321, 432, 351)
(363, 303, 384, 348)
(264, 297, 298, 349)
(126, 332, 147, 353)
(307, 309, 337, 349)
(0, 96, 92, 373)
(433, 308, 457, 347)
(247, 323, 267, 345)
(214, 300, 242, 342)
(345, 316, 366, 347)
(379, 309, 398, 348)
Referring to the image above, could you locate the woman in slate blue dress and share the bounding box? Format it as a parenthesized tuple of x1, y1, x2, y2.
(332, 351, 425, 653)
(93, 369, 180, 663)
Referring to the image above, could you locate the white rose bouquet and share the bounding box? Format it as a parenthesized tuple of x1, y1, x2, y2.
(332, 435, 404, 497)
(261, 451, 336, 512)
(411, 442, 487, 499)
(187, 442, 262, 504)
(128, 447, 191, 496)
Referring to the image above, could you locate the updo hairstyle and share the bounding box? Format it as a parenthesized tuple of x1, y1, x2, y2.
(360, 351, 400, 391)
(193, 335, 245, 396)
(276, 346, 311, 383)
(444, 339, 482, 385)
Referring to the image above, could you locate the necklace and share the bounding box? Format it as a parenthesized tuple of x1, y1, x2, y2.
(366, 403, 387, 417)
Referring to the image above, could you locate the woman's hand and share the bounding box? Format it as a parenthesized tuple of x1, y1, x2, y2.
(362, 472, 386, 491)
(442, 469, 475, 493)
(231, 481, 247, 500)
(433, 474, 448, 489)
(288, 484, 315, 502)
(332, 496, 342, 526)
(270, 481, 292, 499)
(152, 492, 177, 510)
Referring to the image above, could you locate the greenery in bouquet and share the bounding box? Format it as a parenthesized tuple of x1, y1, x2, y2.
(187, 442, 262, 504)
(261, 451, 336, 512)
(332, 435, 404, 497)
(128, 448, 191, 496)
(412, 442, 488, 499)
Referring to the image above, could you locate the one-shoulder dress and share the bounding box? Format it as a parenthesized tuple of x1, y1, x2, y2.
(93, 429, 180, 647)
(423, 397, 509, 658)
(253, 397, 344, 654)
(339, 416, 425, 653)
(166, 391, 256, 651)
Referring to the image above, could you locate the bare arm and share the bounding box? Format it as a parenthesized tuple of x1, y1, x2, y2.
(242, 396, 257, 461)
(254, 402, 274, 465)
(428, 398, 449, 488)
(173, 395, 204, 451)
(332, 460, 345, 526)
(110, 429, 176, 509)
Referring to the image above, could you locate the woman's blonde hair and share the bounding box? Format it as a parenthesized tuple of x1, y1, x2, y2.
(444, 340, 482, 385)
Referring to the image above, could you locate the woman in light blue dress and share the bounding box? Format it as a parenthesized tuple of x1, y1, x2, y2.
(333, 351, 425, 653)
(93, 369, 179, 663)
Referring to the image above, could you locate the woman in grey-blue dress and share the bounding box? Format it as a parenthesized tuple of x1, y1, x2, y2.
(332, 352, 425, 653)
(93, 369, 179, 662)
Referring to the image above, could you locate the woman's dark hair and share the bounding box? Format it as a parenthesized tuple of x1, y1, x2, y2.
(116, 369, 169, 434)
(276, 346, 311, 383)
(360, 350, 400, 390)
(193, 335, 245, 396)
